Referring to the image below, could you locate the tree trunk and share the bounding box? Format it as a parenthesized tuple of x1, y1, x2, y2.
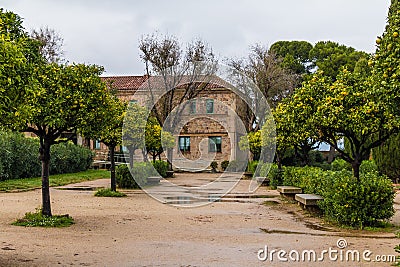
(127, 146, 134, 169)
(352, 159, 361, 181)
(142, 148, 148, 162)
(153, 154, 156, 163)
(39, 138, 52, 217)
(109, 144, 116, 191)
(167, 148, 173, 171)
(276, 153, 282, 170)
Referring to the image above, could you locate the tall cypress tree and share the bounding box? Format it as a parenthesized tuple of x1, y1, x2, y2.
(372, 0, 400, 181)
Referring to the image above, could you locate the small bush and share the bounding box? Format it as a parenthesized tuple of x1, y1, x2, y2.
(246, 160, 259, 174)
(257, 162, 284, 188)
(152, 160, 168, 178)
(267, 164, 284, 188)
(116, 164, 137, 189)
(12, 208, 74, 227)
(221, 160, 229, 171)
(281, 165, 395, 228)
(320, 172, 395, 228)
(331, 158, 352, 171)
(94, 188, 126, 197)
(116, 162, 156, 189)
(210, 161, 218, 171)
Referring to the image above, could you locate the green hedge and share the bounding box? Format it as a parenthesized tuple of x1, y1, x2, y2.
(0, 131, 93, 181)
(281, 165, 394, 228)
(283, 166, 338, 195)
(50, 142, 94, 175)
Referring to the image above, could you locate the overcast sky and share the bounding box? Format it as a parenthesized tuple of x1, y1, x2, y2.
(2, 0, 391, 76)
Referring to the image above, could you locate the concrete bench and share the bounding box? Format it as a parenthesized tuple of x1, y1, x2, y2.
(277, 186, 302, 194)
(255, 177, 270, 186)
(295, 194, 323, 208)
(276, 186, 302, 199)
(147, 176, 161, 185)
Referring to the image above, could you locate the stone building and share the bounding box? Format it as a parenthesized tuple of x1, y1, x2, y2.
(95, 75, 247, 171)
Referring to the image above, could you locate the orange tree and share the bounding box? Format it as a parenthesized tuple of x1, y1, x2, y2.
(84, 94, 127, 191)
(145, 117, 175, 163)
(269, 100, 320, 168)
(281, 67, 398, 180)
(22, 63, 112, 216)
(0, 8, 40, 128)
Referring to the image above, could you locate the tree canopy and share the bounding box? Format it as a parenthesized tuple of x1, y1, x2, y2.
(269, 40, 313, 75)
(22, 63, 113, 215)
(309, 41, 369, 81)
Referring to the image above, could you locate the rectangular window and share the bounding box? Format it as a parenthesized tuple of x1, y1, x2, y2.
(189, 100, 196, 114)
(94, 140, 101, 150)
(209, 136, 222, 153)
(179, 136, 190, 152)
(206, 99, 214, 114)
(129, 99, 138, 105)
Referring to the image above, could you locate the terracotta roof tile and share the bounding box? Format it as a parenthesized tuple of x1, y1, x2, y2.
(101, 75, 149, 91)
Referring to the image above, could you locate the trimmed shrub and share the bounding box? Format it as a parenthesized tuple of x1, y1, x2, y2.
(50, 142, 94, 175)
(320, 172, 395, 228)
(116, 164, 137, 189)
(283, 166, 338, 195)
(221, 160, 229, 171)
(330, 158, 352, 171)
(0, 131, 93, 181)
(267, 164, 284, 188)
(116, 162, 156, 189)
(210, 161, 218, 171)
(281, 165, 395, 228)
(258, 163, 284, 188)
(152, 160, 168, 178)
(246, 160, 259, 174)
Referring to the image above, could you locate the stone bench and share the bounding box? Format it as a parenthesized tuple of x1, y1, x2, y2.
(276, 186, 302, 199)
(255, 177, 270, 186)
(147, 176, 161, 185)
(295, 194, 323, 209)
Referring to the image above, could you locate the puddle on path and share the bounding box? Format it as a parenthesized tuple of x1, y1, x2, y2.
(163, 194, 277, 205)
(260, 228, 396, 239)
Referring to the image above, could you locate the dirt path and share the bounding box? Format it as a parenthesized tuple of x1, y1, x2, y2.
(1, 173, 399, 266)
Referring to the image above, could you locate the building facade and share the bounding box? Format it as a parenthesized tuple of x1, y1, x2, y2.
(96, 75, 247, 171)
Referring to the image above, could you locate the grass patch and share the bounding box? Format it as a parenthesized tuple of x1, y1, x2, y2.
(0, 169, 110, 192)
(12, 209, 74, 227)
(94, 188, 126, 197)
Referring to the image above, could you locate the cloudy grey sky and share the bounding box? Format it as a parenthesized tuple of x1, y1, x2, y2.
(2, 0, 390, 76)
